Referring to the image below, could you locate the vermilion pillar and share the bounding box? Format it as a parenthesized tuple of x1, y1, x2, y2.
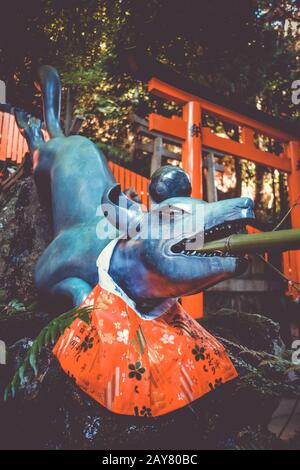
(182, 101, 202, 197)
(286, 141, 300, 299)
(181, 101, 204, 317)
(148, 79, 205, 318)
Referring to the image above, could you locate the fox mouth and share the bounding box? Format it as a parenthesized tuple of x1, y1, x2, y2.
(171, 218, 251, 258)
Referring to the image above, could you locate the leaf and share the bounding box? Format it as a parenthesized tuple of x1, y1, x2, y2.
(50, 321, 58, 344)
(10, 374, 20, 398)
(18, 364, 27, 385)
(37, 332, 45, 353)
(3, 304, 94, 400)
(8, 300, 26, 312)
(29, 350, 38, 377)
(4, 384, 11, 402)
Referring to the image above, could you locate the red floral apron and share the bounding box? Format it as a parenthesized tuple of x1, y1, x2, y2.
(53, 285, 237, 417)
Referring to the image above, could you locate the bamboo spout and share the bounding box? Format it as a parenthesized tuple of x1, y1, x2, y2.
(196, 228, 300, 255)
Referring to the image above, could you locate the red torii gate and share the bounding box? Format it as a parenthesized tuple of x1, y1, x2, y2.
(148, 77, 300, 318)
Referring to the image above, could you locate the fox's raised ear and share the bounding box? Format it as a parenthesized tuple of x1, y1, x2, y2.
(35, 65, 64, 138)
(101, 184, 144, 235)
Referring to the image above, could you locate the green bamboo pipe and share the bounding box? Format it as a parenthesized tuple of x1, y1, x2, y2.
(196, 228, 300, 255)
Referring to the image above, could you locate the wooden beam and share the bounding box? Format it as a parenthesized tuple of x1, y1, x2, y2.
(203, 155, 224, 173)
(0, 112, 9, 161)
(202, 128, 291, 172)
(149, 77, 295, 141)
(131, 113, 183, 145)
(69, 116, 85, 135)
(64, 87, 73, 135)
(136, 126, 183, 146)
(134, 142, 181, 161)
(149, 77, 196, 105)
(0, 80, 6, 104)
(151, 136, 163, 175)
(286, 141, 300, 300)
(181, 100, 203, 318)
(149, 113, 186, 140)
(205, 152, 218, 202)
(135, 142, 226, 171)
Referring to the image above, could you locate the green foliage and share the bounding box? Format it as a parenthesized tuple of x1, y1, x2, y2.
(4, 304, 93, 401)
(1, 0, 300, 174)
(0, 300, 26, 317)
(221, 337, 300, 400)
(3, 2, 300, 121)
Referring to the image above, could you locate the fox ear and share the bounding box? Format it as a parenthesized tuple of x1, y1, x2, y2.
(101, 184, 143, 235)
(35, 65, 64, 138)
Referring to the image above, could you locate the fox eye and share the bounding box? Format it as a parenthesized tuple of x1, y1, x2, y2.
(158, 208, 185, 219)
(169, 209, 184, 219)
(151, 204, 191, 221)
(169, 204, 192, 215)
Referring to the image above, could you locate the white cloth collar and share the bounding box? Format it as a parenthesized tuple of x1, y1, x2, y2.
(96, 239, 177, 320)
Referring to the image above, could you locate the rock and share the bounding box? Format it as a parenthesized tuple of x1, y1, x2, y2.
(0, 311, 51, 345)
(0, 177, 51, 305)
(1, 308, 298, 450)
(202, 308, 285, 356)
